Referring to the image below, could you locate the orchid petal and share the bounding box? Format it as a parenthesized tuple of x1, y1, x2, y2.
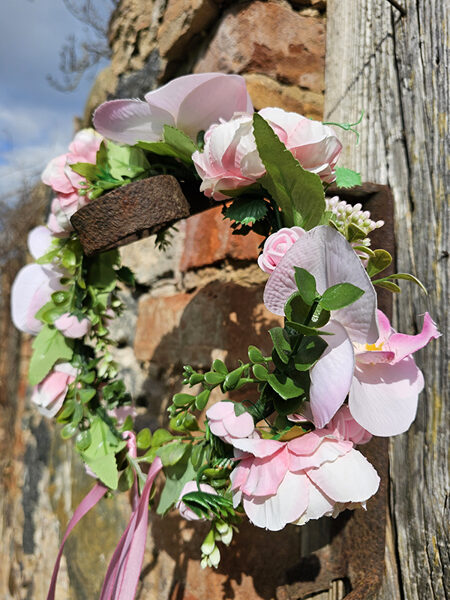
(387, 312, 441, 363)
(349, 356, 424, 436)
(176, 74, 254, 139)
(264, 226, 379, 344)
(28, 226, 53, 260)
(307, 448, 380, 503)
(93, 99, 173, 144)
(376, 309, 393, 341)
(309, 320, 355, 428)
(242, 470, 309, 531)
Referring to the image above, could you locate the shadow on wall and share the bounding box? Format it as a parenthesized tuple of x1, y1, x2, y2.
(135, 278, 350, 600)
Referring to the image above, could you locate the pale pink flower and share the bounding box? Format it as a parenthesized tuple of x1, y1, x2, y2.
(54, 312, 91, 338)
(257, 227, 305, 274)
(192, 114, 265, 200)
(264, 225, 378, 429)
(31, 363, 78, 418)
(206, 401, 255, 444)
(328, 405, 372, 445)
(11, 228, 66, 335)
(259, 107, 342, 184)
(42, 129, 102, 195)
(93, 73, 254, 145)
(230, 429, 380, 531)
(348, 310, 440, 436)
(177, 480, 218, 521)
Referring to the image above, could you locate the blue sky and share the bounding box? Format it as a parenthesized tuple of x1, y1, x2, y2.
(0, 0, 112, 198)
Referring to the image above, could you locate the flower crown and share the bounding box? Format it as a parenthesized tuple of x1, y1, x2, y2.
(11, 73, 440, 598)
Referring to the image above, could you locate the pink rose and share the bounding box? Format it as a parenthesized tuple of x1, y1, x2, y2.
(177, 480, 218, 521)
(257, 227, 305, 274)
(206, 401, 255, 445)
(259, 107, 342, 183)
(230, 429, 380, 531)
(93, 73, 254, 145)
(192, 114, 264, 200)
(54, 312, 91, 338)
(42, 129, 102, 195)
(31, 363, 78, 418)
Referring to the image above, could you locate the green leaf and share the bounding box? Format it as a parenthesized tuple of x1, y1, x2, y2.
(106, 142, 150, 180)
(294, 267, 317, 305)
(204, 372, 225, 385)
(157, 441, 190, 466)
(385, 272, 427, 294)
(80, 416, 126, 489)
(87, 249, 119, 290)
(294, 336, 328, 370)
(373, 280, 401, 293)
(347, 223, 368, 243)
(284, 292, 310, 324)
(223, 197, 268, 225)
(273, 396, 304, 416)
(173, 393, 195, 407)
(252, 363, 269, 380)
(335, 167, 362, 189)
(157, 447, 196, 515)
(77, 388, 96, 404)
(29, 326, 74, 385)
(233, 402, 247, 417)
(253, 113, 325, 229)
(136, 428, 152, 450)
(285, 321, 332, 336)
(163, 125, 197, 164)
(248, 345, 265, 363)
(267, 372, 305, 400)
(195, 389, 211, 411)
(269, 327, 291, 364)
(223, 366, 245, 390)
(212, 359, 228, 375)
(319, 283, 364, 311)
(69, 162, 100, 181)
(151, 429, 174, 448)
(116, 266, 136, 287)
(367, 249, 393, 277)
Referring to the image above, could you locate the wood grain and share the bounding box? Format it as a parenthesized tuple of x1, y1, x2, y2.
(325, 2, 449, 598)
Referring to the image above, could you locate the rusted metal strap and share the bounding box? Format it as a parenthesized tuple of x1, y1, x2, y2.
(71, 175, 217, 256)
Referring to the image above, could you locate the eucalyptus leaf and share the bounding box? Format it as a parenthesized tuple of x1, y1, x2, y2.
(373, 280, 401, 293)
(385, 272, 427, 294)
(366, 249, 392, 277)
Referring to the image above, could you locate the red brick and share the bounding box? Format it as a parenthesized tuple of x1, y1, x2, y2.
(180, 205, 262, 271)
(194, 1, 325, 93)
(134, 282, 282, 368)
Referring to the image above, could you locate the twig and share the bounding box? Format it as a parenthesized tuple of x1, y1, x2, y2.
(386, 0, 406, 16)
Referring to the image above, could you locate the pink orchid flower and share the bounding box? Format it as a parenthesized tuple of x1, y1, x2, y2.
(348, 310, 440, 436)
(230, 429, 380, 531)
(54, 312, 91, 339)
(177, 480, 218, 521)
(206, 401, 255, 444)
(93, 73, 254, 145)
(264, 225, 379, 429)
(11, 227, 66, 335)
(31, 362, 78, 418)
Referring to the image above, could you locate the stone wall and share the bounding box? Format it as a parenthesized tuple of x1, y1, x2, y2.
(2, 1, 332, 599)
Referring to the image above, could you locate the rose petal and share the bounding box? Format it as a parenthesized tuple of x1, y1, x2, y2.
(242, 448, 289, 497)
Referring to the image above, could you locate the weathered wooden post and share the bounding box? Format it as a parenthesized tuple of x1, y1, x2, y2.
(326, 1, 448, 598)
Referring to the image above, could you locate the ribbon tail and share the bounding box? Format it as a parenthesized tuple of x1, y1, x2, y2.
(100, 458, 163, 600)
(47, 483, 108, 600)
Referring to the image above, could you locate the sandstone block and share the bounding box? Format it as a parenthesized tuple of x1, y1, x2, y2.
(157, 0, 219, 60)
(180, 205, 262, 271)
(134, 282, 282, 368)
(194, 1, 325, 93)
(244, 73, 323, 119)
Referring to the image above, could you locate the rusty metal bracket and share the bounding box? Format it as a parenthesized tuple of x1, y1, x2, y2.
(70, 177, 394, 599)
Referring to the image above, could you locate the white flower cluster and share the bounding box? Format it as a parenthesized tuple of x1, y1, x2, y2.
(326, 196, 384, 245)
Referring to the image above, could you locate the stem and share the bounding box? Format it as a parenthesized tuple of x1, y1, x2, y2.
(269, 198, 283, 231)
(291, 299, 319, 355)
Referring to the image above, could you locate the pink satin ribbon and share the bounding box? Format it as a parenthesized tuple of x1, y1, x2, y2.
(47, 482, 108, 600)
(47, 450, 163, 600)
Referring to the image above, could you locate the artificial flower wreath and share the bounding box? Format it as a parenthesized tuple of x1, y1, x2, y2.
(11, 73, 440, 598)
